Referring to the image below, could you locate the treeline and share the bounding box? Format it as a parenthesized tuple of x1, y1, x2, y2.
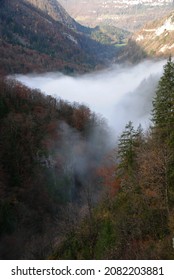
(0, 77, 109, 259)
(52, 58, 174, 260)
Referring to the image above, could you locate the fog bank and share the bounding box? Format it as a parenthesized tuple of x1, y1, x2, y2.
(15, 60, 166, 136)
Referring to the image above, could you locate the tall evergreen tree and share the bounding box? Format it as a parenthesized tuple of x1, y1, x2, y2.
(152, 56, 174, 142)
(118, 122, 143, 178)
(152, 57, 174, 207)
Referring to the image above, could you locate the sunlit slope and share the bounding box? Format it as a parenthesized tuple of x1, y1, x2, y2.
(131, 11, 174, 57)
(59, 0, 173, 31)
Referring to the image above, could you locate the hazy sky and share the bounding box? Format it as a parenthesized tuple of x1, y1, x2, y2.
(15, 59, 165, 137)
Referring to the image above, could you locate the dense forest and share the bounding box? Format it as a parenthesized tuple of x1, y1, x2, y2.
(1, 58, 174, 259)
(51, 57, 174, 260)
(0, 76, 110, 259)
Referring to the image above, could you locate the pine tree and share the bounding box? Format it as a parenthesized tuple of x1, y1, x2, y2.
(152, 56, 174, 143)
(152, 57, 174, 207)
(118, 122, 142, 176)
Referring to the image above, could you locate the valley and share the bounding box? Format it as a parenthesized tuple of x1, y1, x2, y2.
(16, 60, 165, 135)
(1, 0, 174, 261)
(59, 0, 174, 31)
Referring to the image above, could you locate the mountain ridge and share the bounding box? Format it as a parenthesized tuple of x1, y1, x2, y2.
(24, 0, 89, 32)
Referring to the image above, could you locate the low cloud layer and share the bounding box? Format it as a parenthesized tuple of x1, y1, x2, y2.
(15, 59, 166, 137)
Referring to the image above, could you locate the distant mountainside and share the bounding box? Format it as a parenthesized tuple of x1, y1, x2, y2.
(113, 9, 174, 63)
(1, 0, 172, 76)
(25, 0, 84, 31)
(0, 0, 118, 75)
(59, 0, 173, 31)
(131, 11, 174, 57)
(25, 0, 131, 44)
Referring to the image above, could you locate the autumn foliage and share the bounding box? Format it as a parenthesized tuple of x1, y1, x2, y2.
(0, 77, 110, 259)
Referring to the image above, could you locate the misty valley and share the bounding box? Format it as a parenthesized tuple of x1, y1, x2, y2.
(1, 0, 174, 261)
(16, 60, 165, 136)
(1, 58, 174, 259)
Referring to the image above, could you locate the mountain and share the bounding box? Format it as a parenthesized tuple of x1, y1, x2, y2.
(131, 11, 174, 57)
(25, 0, 83, 31)
(0, 0, 118, 75)
(26, 0, 131, 45)
(59, 0, 173, 31)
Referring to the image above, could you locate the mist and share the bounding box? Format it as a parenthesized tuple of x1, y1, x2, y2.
(15, 59, 166, 137)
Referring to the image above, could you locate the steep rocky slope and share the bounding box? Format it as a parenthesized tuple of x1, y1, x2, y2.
(114, 10, 174, 63)
(131, 11, 174, 57)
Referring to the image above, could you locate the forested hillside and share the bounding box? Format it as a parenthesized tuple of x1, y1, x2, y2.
(52, 58, 174, 260)
(0, 0, 118, 75)
(1, 59, 174, 260)
(0, 77, 110, 259)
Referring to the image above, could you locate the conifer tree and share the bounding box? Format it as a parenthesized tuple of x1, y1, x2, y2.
(118, 122, 142, 176)
(152, 56, 174, 142)
(152, 57, 174, 207)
